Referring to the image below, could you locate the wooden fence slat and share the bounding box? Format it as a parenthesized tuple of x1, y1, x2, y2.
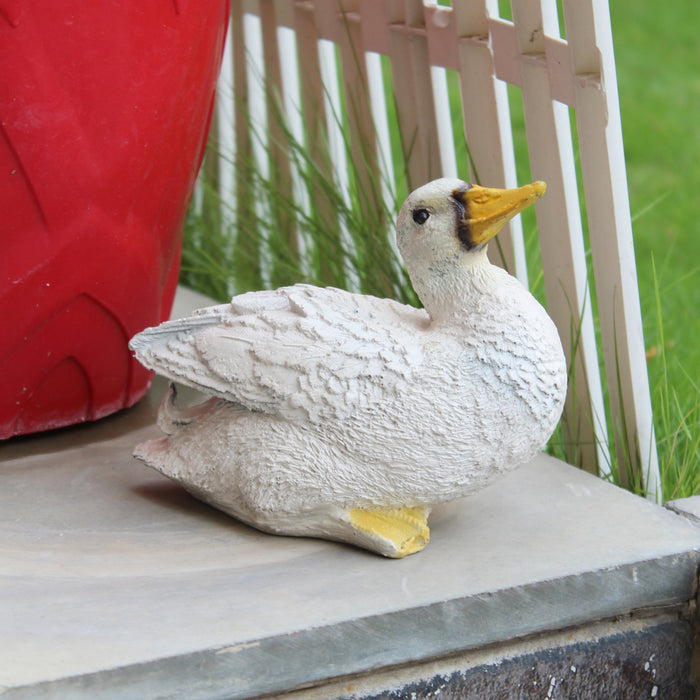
(291, 2, 346, 285)
(453, 0, 527, 283)
(423, 2, 459, 70)
(358, 1, 396, 213)
(563, 0, 660, 498)
(357, 0, 391, 54)
(318, 36, 362, 291)
(277, 24, 315, 278)
(430, 64, 459, 179)
(260, 0, 299, 284)
(216, 16, 236, 222)
(334, 7, 383, 215)
(231, 2, 250, 190)
(511, 0, 609, 473)
(490, 16, 574, 107)
(243, 8, 275, 287)
(365, 51, 396, 211)
(422, 2, 459, 180)
(406, 0, 442, 183)
(242, 9, 267, 180)
(364, 49, 407, 294)
(387, 11, 425, 189)
(293, 2, 332, 186)
(215, 16, 237, 292)
(228, 1, 264, 290)
(386, 0, 442, 189)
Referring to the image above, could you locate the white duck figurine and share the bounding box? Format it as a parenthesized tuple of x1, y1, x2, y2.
(130, 178, 566, 558)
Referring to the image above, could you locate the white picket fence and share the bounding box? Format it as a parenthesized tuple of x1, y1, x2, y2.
(206, 0, 661, 500)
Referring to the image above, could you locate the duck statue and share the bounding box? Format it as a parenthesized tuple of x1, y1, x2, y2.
(130, 178, 567, 558)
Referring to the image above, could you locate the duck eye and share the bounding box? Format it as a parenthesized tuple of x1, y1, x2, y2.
(412, 208, 430, 225)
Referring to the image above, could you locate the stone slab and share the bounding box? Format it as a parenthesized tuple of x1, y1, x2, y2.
(280, 616, 695, 700)
(667, 496, 700, 523)
(1, 288, 699, 699)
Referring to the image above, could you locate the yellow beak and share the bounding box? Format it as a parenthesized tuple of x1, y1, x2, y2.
(453, 181, 546, 248)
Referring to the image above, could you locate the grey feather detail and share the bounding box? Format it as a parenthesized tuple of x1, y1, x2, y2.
(156, 383, 222, 435)
(129, 284, 429, 424)
(128, 304, 233, 399)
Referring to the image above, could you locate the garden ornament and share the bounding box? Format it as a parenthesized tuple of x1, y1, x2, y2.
(130, 178, 567, 558)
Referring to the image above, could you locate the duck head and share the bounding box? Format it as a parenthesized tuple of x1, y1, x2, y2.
(396, 178, 546, 320)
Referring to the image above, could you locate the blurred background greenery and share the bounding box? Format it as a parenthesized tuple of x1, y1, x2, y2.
(611, 0, 700, 498)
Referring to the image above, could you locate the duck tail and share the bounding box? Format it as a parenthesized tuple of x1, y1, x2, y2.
(133, 436, 170, 470)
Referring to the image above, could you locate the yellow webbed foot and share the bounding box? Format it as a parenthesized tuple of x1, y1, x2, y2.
(346, 506, 430, 558)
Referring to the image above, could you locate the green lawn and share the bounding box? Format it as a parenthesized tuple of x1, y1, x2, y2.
(610, 0, 700, 498)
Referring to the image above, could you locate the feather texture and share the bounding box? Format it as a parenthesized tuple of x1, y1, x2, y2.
(132, 285, 428, 422)
(129, 178, 567, 557)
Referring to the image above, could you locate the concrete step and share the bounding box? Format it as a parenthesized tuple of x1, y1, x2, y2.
(1, 287, 698, 699)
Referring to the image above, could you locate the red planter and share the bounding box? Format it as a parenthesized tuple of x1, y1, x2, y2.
(0, 1, 229, 437)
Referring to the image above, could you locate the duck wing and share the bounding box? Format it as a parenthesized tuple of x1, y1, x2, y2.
(130, 284, 429, 423)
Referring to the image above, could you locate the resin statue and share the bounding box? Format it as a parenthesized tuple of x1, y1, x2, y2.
(130, 178, 567, 558)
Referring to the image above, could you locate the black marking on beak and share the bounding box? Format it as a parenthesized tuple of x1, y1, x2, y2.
(450, 184, 480, 251)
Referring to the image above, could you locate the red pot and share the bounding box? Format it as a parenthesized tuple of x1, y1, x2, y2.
(0, 1, 229, 437)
